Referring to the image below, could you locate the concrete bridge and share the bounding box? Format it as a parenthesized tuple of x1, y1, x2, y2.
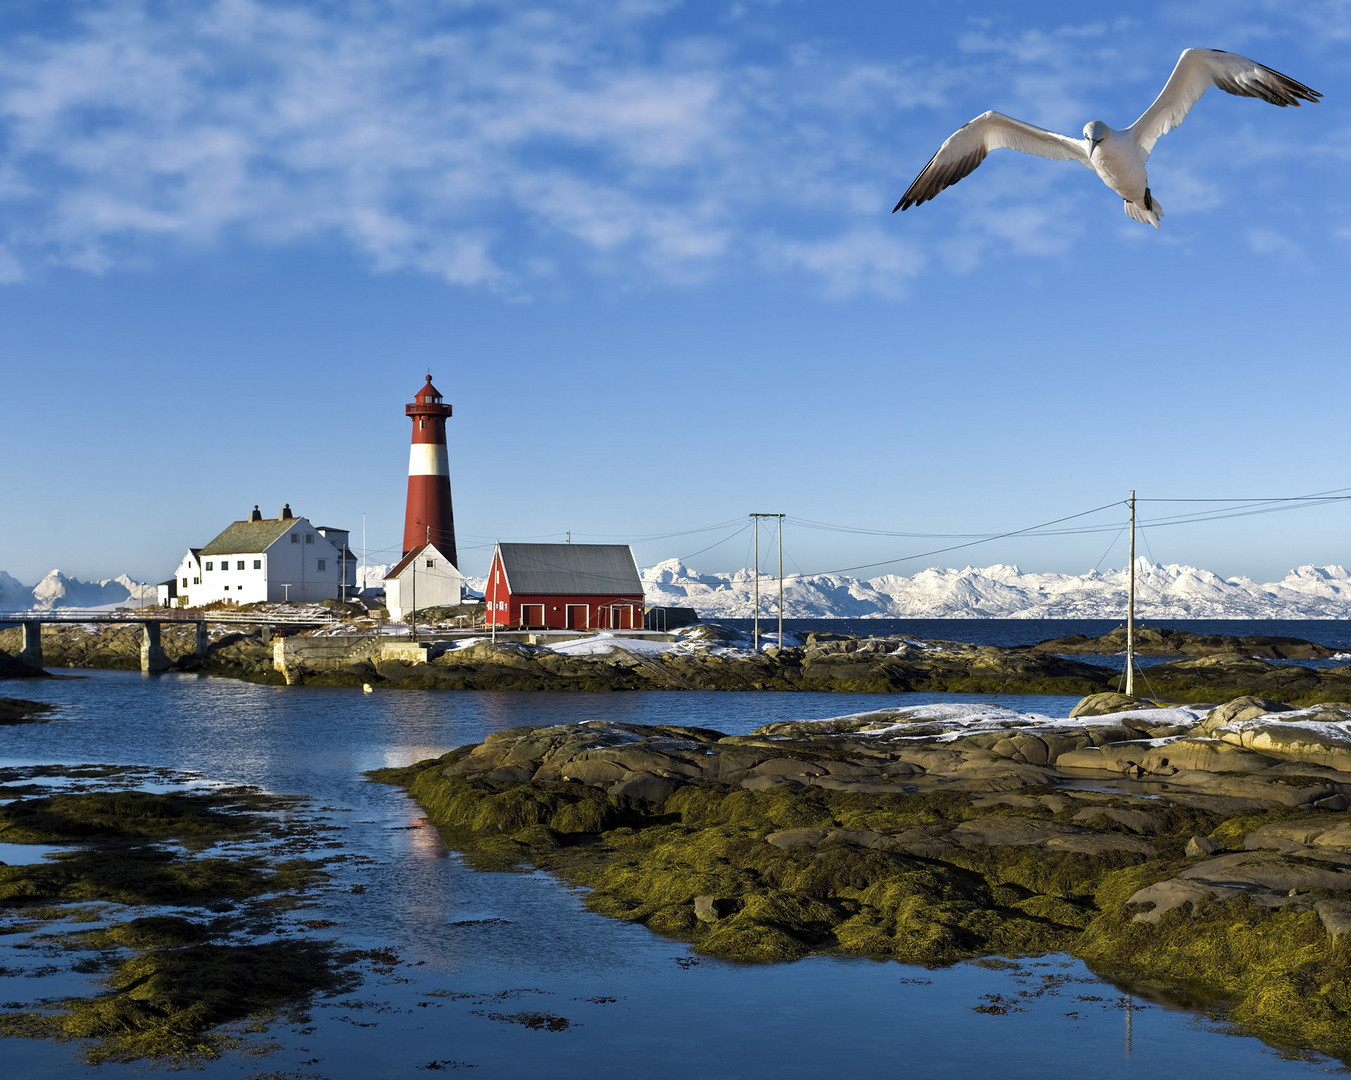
(0, 610, 340, 674)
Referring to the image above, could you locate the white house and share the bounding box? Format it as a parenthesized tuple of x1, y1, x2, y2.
(174, 505, 356, 607)
(164, 547, 203, 608)
(383, 541, 463, 621)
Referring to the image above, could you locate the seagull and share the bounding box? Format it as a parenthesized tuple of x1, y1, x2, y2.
(894, 48, 1320, 227)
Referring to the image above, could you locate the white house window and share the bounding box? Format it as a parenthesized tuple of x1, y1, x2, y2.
(426, 559, 435, 568)
(291, 534, 299, 543)
(224, 585, 230, 591)
(237, 560, 245, 570)
(193, 577, 200, 585)
(317, 559, 327, 571)
(181, 577, 188, 588)
(253, 559, 262, 569)
(205, 561, 214, 571)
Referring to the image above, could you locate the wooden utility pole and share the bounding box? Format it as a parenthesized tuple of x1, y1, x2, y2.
(749, 514, 785, 651)
(778, 515, 784, 648)
(752, 514, 759, 652)
(1126, 490, 1136, 698)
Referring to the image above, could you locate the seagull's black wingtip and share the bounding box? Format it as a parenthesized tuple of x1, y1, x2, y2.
(891, 198, 906, 213)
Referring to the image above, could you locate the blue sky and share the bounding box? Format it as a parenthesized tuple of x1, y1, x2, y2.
(0, 0, 1347, 586)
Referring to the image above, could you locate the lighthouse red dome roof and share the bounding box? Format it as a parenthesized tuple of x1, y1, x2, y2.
(415, 374, 443, 402)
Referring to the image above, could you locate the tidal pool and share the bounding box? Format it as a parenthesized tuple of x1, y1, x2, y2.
(0, 670, 1340, 1077)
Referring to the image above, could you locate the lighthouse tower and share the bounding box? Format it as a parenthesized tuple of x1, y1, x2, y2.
(402, 374, 457, 566)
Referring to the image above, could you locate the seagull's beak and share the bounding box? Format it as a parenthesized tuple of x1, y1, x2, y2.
(1088, 137, 1100, 156)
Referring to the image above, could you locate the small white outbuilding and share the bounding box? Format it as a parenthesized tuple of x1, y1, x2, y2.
(383, 542, 463, 622)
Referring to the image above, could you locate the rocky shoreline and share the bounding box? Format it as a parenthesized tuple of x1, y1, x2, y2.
(3, 621, 1351, 703)
(374, 692, 1351, 1062)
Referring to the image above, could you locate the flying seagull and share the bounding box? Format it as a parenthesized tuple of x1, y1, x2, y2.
(894, 48, 1320, 227)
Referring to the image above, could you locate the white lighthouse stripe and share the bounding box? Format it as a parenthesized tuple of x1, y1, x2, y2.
(408, 443, 449, 476)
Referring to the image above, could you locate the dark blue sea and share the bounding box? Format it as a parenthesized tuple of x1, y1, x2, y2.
(722, 617, 1351, 651)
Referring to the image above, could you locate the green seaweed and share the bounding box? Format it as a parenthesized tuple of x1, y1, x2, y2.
(0, 788, 297, 847)
(0, 698, 57, 725)
(0, 775, 350, 1063)
(0, 845, 322, 907)
(1078, 897, 1351, 1059)
(374, 755, 1351, 1061)
(1, 939, 355, 1063)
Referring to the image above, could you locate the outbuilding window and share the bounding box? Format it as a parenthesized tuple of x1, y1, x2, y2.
(291, 534, 299, 544)
(305, 534, 314, 544)
(318, 559, 327, 571)
(254, 559, 262, 569)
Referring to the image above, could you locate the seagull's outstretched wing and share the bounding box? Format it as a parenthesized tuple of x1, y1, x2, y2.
(1130, 48, 1321, 159)
(894, 111, 1089, 212)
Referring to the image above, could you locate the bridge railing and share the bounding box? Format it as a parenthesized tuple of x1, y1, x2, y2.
(0, 609, 344, 627)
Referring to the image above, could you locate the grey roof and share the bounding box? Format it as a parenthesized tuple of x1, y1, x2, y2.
(497, 543, 643, 597)
(199, 518, 298, 556)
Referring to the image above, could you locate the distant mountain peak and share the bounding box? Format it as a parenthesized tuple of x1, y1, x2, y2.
(640, 561, 1351, 620)
(1, 570, 154, 611)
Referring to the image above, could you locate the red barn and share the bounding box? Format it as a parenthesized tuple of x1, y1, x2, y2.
(485, 543, 645, 630)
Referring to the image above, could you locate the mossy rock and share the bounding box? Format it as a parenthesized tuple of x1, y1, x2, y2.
(374, 724, 1351, 1064)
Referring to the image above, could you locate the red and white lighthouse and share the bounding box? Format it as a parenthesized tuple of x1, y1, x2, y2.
(402, 374, 457, 565)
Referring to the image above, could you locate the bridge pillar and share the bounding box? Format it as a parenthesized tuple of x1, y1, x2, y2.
(19, 620, 43, 669)
(195, 621, 208, 658)
(140, 621, 169, 674)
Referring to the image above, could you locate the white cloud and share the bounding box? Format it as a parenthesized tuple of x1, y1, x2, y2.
(0, 2, 1326, 294)
(768, 227, 924, 298)
(1246, 226, 1302, 260)
(0, 1, 847, 289)
(0, 244, 23, 282)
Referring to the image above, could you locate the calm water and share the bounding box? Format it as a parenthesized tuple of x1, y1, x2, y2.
(0, 670, 1341, 1078)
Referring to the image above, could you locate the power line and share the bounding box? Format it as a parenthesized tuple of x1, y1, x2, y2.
(364, 487, 1351, 579)
(813, 501, 1125, 577)
(680, 521, 752, 563)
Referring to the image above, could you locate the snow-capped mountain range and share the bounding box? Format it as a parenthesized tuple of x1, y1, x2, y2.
(0, 570, 157, 611)
(638, 559, 1351, 620)
(6, 560, 1351, 619)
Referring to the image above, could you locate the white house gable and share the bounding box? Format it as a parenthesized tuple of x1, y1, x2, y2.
(384, 541, 463, 621)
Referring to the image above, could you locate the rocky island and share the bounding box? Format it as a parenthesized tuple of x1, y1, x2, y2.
(375, 693, 1351, 1061)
